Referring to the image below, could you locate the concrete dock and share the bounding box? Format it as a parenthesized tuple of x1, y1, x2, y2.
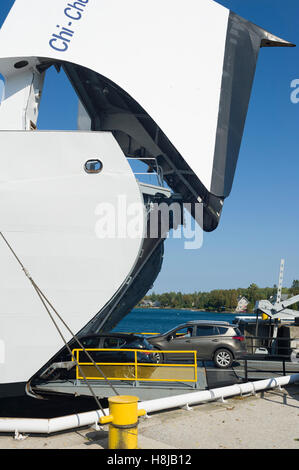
(0, 382, 299, 449)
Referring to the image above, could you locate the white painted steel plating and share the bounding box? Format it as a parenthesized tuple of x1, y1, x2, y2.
(0, 131, 145, 384)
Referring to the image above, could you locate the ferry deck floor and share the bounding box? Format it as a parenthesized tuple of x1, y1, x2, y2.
(31, 359, 299, 400)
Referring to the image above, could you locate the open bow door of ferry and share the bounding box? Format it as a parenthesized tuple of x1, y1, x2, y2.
(0, 0, 294, 397)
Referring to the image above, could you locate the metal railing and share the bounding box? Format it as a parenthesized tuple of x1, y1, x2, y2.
(72, 348, 198, 385)
(127, 157, 164, 187)
(241, 357, 291, 382)
(115, 332, 161, 336)
(244, 334, 299, 359)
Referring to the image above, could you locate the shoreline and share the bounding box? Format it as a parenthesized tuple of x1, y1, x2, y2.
(135, 306, 252, 314)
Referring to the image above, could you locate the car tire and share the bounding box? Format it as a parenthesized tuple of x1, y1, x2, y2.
(151, 351, 164, 364)
(214, 348, 233, 369)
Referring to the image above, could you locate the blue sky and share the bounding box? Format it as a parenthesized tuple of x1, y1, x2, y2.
(163, 0, 299, 294)
(0, 0, 298, 293)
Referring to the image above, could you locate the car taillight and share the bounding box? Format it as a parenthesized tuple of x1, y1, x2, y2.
(233, 335, 245, 342)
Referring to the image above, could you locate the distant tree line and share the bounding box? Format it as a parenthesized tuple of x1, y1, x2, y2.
(139, 280, 299, 312)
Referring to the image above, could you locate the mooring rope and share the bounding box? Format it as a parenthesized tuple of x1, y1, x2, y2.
(30, 282, 119, 396)
(0, 232, 120, 414)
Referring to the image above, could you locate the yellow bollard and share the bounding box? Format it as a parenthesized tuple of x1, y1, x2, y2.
(99, 395, 146, 449)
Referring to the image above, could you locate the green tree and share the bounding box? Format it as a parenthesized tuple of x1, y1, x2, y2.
(247, 283, 259, 304)
(290, 280, 299, 295)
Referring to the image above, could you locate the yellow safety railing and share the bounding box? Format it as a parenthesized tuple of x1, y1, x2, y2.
(72, 348, 198, 384)
(114, 332, 186, 337)
(114, 332, 160, 336)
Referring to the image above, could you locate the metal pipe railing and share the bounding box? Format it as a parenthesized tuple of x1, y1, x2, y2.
(1, 373, 299, 435)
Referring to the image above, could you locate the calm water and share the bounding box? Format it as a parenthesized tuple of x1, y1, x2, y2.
(113, 308, 252, 335)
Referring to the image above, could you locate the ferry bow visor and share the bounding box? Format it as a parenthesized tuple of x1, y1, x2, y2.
(210, 12, 295, 200)
(0, 0, 295, 233)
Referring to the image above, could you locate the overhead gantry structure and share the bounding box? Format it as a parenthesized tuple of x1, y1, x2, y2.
(256, 295, 299, 322)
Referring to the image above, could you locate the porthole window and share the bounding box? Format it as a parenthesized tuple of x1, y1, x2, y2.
(84, 159, 103, 174)
(14, 60, 29, 69)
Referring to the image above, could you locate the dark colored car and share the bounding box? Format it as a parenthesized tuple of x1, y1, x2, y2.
(64, 332, 160, 364)
(41, 333, 161, 381)
(147, 320, 247, 368)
